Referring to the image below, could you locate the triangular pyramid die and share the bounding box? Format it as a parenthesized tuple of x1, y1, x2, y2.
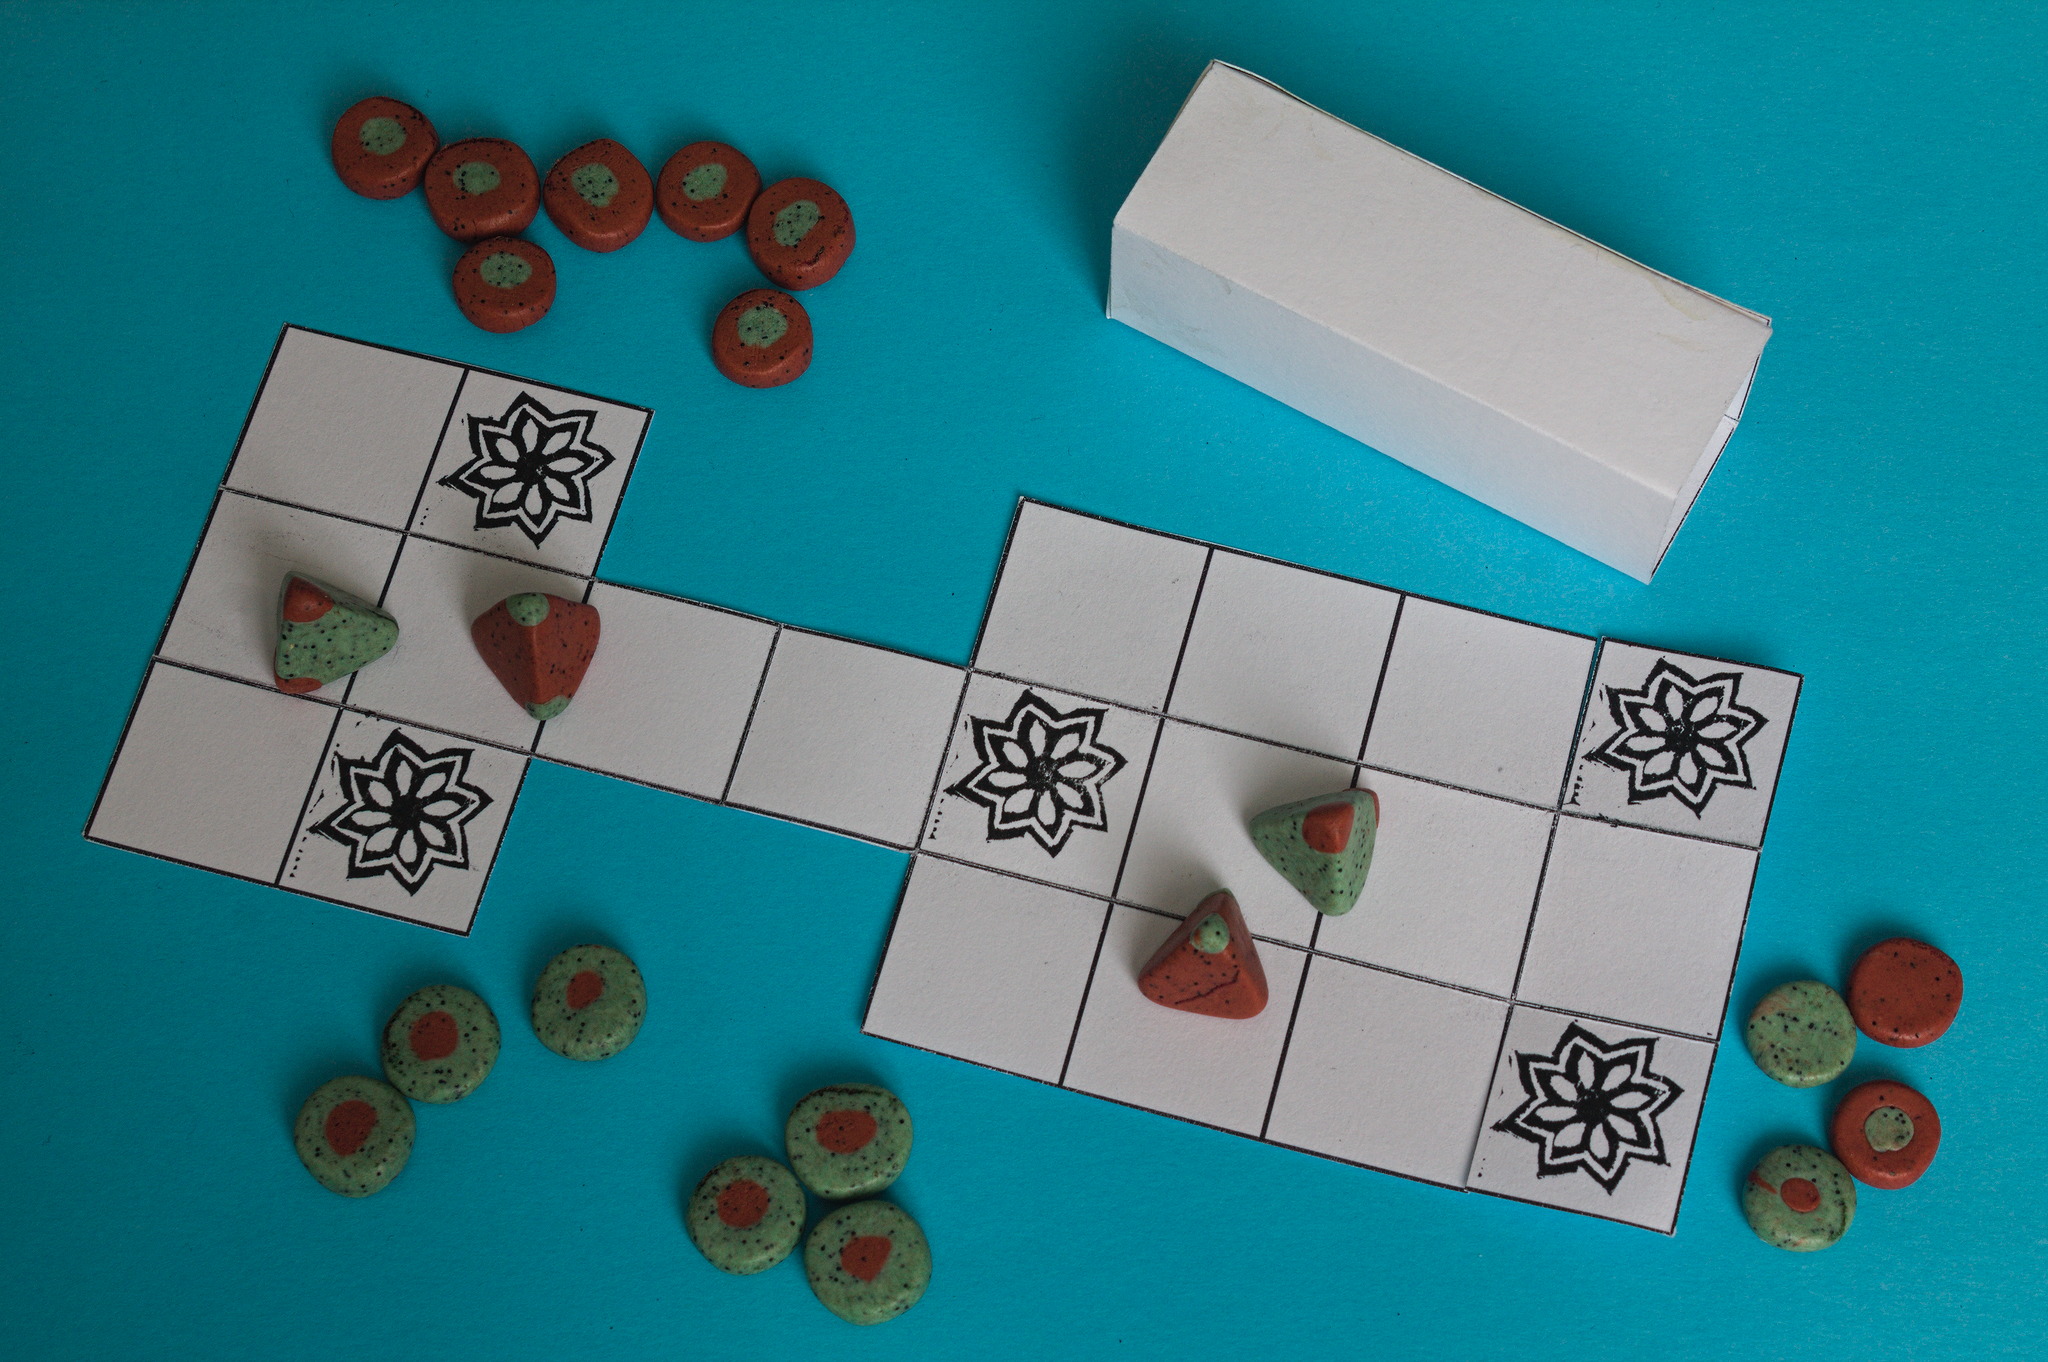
(1249, 788, 1378, 916)
(274, 572, 398, 694)
(1136, 890, 1268, 1019)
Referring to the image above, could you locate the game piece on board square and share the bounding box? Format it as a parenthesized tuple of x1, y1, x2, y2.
(686, 1155, 808, 1275)
(804, 1200, 931, 1326)
(1136, 890, 1269, 1019)
(330, 96, 437, 199)
(1831, 1080, 1940, 1189)
(1743, 1145, 1856, 1251)
(452, 236, 556, 333)
(1847, 937, 1962, 1047)
(1745, 980, 1856, 1087)
(542, 138, 653, 252)
(292, 1075, 414, 1197)
(424, 137, 541, 242)
(531, 944, 645, 1060)
(471, 591, 599, 720)
(273, 571, 398, 694)
(785, 1084, 912, 1199)
(656, 140, 761, 242)
(745, 177, 854, 289)
(380, 984, 500, 1104)
(1249, 788, 1379, 916)
(711, 287, 813, 387)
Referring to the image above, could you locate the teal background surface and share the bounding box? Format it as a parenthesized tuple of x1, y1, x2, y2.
(4, 1, 2043, 1356)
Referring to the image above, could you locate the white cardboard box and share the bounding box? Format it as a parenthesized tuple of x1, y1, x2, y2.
(1108, 62, 1771, 581)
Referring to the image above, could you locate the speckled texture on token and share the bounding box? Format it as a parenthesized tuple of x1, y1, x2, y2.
(1745, 980, 1856, 1087)
(380, 984, 500, 1104)
(711, 288, 813, 388)
(745, 177, 854, 289)
(293, 1075, 415, 1197)
(274, 572, 398, 693)
(785, 1084, 911, 1199)
(1743, 1145, 1856, 1251)
(424, 137, 540, 242)
(1830, 1080, 1941, 1189)
(331, 96, 438, 199)
(471, 591, 600, 719)
(531, 944, 645, 1060)
(1137, 890, 1269, 1019)
(1847, 937, 1962, 1047)
(1249, 789, 1379, 915)
(452, 236, 556, 333)
(804, 1200, 931, 1326)
(656, 140, 761, 241)
(543, 138, 653, 252)
(686, 1156, 807, 1275)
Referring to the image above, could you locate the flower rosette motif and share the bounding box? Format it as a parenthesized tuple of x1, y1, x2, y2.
(1494, 1024, 1683, 1193)
(1588, 659, 1766, 815)
(948, 691, 1127, 855)
(440, 392, 615, 546)
(315, 731, 493, 893)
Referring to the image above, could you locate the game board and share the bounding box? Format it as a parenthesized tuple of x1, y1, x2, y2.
(87, 327, 1800, 1232)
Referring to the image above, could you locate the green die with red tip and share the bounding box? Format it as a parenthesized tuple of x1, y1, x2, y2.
(1249, 788, 1379, 915)
(274, 572, 398, 694)
(471, 591, 600, 720)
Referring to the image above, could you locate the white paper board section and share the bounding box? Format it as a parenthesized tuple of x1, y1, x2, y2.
(1108, 61, 1773, 581)
(88, 329, 1801, 1232)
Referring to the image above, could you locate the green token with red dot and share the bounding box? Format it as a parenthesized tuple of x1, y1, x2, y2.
(293, 1075, 415, 1197)
(380, 984, 500, 1104)
(685, 1155, 807, 1275)
(531, 944, 646, 1061)
(804, 1200, 931, 1325)
(785, 1083, 911, 1199)
(1742, 1144, 1856, 1251)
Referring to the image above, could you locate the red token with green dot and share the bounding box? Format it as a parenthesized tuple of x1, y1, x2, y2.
(711, 288, 812, 388)
(292, 1075, 415, 1197)
(331, 96, 438, 199)
(656, 140, 761, 242)
(1830, 1080, 1941, 1188)
(685, 1156, 806, 1275)
(424, 137, 540, 242)
(531, 944, 645, 1061)
(452, 237, 556, 333)
(380, 984, 501, 1104)
(543, 138, 653, 252)
(745, 177, 854, 290)
(784, 1083, 911, 1199)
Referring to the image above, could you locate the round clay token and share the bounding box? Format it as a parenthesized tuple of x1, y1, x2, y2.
(1745, 979, 1856, 1087)
(1830, 1079, 1941, 1188)
(1743, 1144, 1856, 1251)
(656, 140, 761, 242)
(380, 984, 501, 1104)
(452, 237, 556, 333)
(293, 1075, 415, 1197)
(331, 96, 438, 199)
(531, 944, 646, 1061)
(804, 1200, 931, 1326)
(711, 288, 813, 388)
(745, 177, 854, 290)
(685, 1155, 807, 1275)
(785, 1083, 911, 1199)
(1847, 937, 1962, 1047)
(543, 138, 653, 252)
(423, 137, 541, 242)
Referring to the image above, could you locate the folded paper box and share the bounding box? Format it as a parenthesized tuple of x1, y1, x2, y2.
(1108, 61, 1771, 581)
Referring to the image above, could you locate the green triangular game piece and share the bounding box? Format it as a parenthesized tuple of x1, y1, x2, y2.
(1249, 789, 1378, 916)
(273, 572, 398, 694)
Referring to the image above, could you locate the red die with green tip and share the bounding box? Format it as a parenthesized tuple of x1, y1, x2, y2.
(1137, 889, 1268, 1019)
(424, 137, 540, 242)
(711, 288, 812, 388)
(331, 96, 438, 199)
(471, 592, 599, 720)
(745, 177, 854, 289)
(656, 140, 761, 242)
(543, 138, 654, 252)
(452, 237, 556, 333)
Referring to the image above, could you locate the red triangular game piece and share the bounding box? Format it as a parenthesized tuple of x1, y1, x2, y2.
(471, 592, 600, 720)
(1137, 891, 1268, 1019)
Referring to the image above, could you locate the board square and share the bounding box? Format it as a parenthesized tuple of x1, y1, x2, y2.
(159, 491, 404, 691)
(225, 327, 463, 530)
(863, 856, 1106, 1082)
(279, 710, 526, 933)
(972, 503, 1207, 711)
(88, 664, 335, 884)
(1262, 959, 1508, 1185)
(1062, 905, 1306, 1134)
(534, 585, 776, 798)
(1313, 770, 1553, 997)
(1362, 598, 1595, 805)
(725, 632, 964, 846)
(1168, 549, 1400, 758)
(1515, 815, 1758, 1038)
(1115, 719, 1352, 946)
(1466, 1006, 1715, 1233)
(922, 673, 1157, 897)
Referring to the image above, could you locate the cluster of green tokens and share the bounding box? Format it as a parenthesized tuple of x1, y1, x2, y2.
(292, 944, 646, 1197)
(686, 1083, 931, 1326)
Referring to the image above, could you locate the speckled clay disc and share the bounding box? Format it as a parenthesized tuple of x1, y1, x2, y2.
(804, 1200, 931, 1326)
(785, 1084, 911, 1199)
(294, 1075, 415, 1197)
(1830, 1079, 1941, 1189)
(1847, 937, 1962, 1047)
(685, 1155, 807, 1275)
(1745, 980, 1856, 1087)
(381, 984, 500, 1103)
(1743, 1145, 1856, 1251)
(531, 944, 646, 1061)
